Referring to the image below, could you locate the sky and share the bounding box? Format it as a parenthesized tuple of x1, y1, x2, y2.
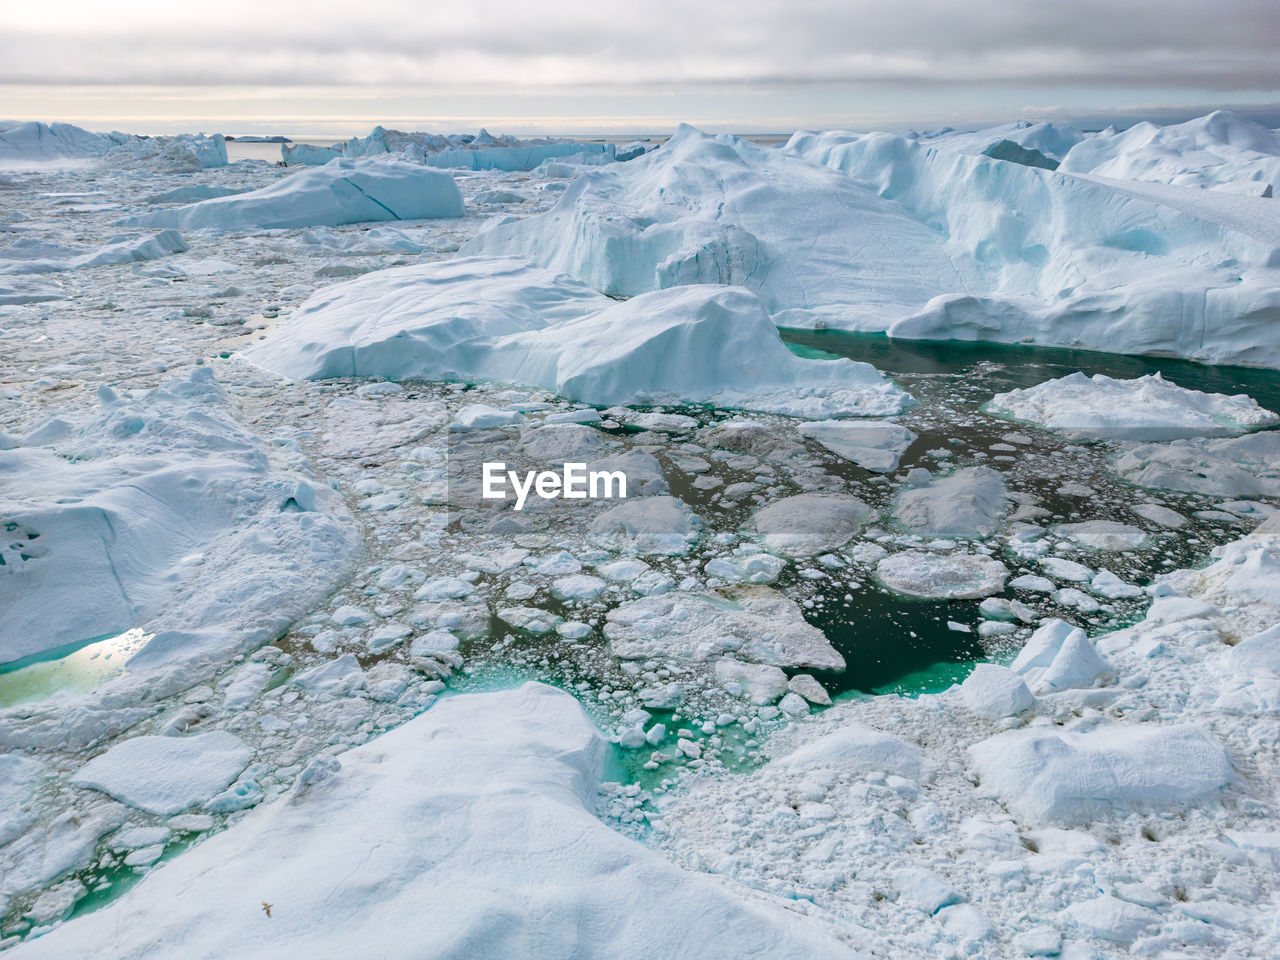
(4, 0, 1280, 136)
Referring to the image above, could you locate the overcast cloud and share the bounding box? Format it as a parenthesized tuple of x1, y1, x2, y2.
(5, 0, 1279, 132)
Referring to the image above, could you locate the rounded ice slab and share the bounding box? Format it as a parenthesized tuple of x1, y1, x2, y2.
(117, 157, 464, 232)
(747, 493, 871, 557)
(876, 551, 1009, 599)
(21, 684, 857, 960)
(987, 372, 1278, 442)
(796, 420, 916, 472)
(245, 256, 908, 416)
(604, 585, 846, 670)
(70, 732, 252, 816)
(968, 723, 1232, 825)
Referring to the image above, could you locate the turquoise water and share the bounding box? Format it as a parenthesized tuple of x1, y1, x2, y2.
(0, 630, 149, 709)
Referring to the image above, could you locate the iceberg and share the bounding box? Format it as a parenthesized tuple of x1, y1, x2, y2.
(0, 231, 188, 275)
(987, 372, 1279, 441)
(466, 122, 1280, 366)
(11, 684, 857, 960)
(116, 158, 464, 232)
(244, 256, 910, 415)
(0, 369, 357, 725)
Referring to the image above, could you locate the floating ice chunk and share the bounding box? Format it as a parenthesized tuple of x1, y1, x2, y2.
(797, 420, 916, 472)
(959, 664, 1035, 719)
(331, 604, 372, 626)
(605, 585, 844, 670)
(589, 496, 700, 556)
(714, 660, 789, 705)
(704, 552, 787, 584)
(1131, 502, 1188, 528)
(970, 723, 1231, 824)
(1039, 556, 1093, 583)
(788, 674, 832, 706)
(1090, 569, 1144, 599)
(777, 724, 935, 782)
(409, 630, 460, 658)
(1010, 619, 1110, 693)
(21, 683, 857, 959)
(747, 494, 870, 557)
(1117, 432, 1280, 498)
(291, 654, 366, 697)
(520, 423, 604, 460)
(451, 404, 523, 431)
(987, 372, 1277, 441)
(876, 551, 1008, 599)
(1054, 587, 1101, 613)
(552, 575, 607, 601)
(497, 606, 562, 635)
(119, 158, 464, 232)
(223, 661, 273, 711)
(1053, 520, 1150, 551)
(893, 466, 1007, 539)
(368, 623, 412, 653)
(596, 558, 650, 581)
(71, 732, 252, 816)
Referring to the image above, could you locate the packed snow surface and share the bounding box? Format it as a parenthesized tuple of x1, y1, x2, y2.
(245, 257, 909, 415)
(118, 158, 464, 231)
(987, 372, 1279, 441)
(12, 683, 857, 960)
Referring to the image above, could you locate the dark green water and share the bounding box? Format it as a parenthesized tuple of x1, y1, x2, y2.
(781, 330, 1280, 414)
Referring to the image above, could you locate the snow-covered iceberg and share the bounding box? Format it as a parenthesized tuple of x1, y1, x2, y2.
(464, 123, 1280, 367)
(1059, 111, 1280, 196)
(11, 683, 856, 960)
(0, 370, 358, 732)
(0, 122, 226, 170)
(117, 158, 464, 232)
(789, 126, 1280, 366)
(0, 231, 189, 275)
(986, 372, 1279, 441)
(244, 256, 910, 416)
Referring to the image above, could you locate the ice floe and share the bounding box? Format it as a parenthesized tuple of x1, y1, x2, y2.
(875, 550, 1009, 598)
(893, 466, 1008, 539)
(987, 372, 1278, 441)
(605, 585, 845, 670)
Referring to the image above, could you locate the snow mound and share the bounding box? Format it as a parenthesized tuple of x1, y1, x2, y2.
(1116, 431, 1280, 497)
(15, 684, 857, 960)
(876, 551, 1009, 599)
(117, 158, 464, 232)
(245, 257, 909, 415)
(797, 420, 916, 472)
(987, 372, 1278, 441)
(604, 586, 845, 670)
(968, 724, 1232, 824)
(893, 466, 1008, 539)
(70, 732, 252, 816)
(0, 370, 357, 740)
(1059, 111, 1280, 195)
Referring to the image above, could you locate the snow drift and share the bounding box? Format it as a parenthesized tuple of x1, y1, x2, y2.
(117, 158, 464, 232)
(11, 683, 857, 960)
(244, 256, 910, 416)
